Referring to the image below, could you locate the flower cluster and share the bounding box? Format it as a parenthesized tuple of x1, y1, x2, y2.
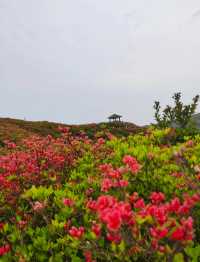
(63, 198, 74, 207)
(86, 192, 200, 253)
(33, 201, 46, 212)
(0, 245, 11, 257)
(1, 127, 200, 261)
(99, 156, 140, 192)
(69, 226, 85, 239)
(122, 155, 141, 174)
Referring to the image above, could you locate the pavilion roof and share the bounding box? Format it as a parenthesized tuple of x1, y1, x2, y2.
(108, 114, 122, 119)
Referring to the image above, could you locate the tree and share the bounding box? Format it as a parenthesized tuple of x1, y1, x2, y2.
(153, 92, 199, 129)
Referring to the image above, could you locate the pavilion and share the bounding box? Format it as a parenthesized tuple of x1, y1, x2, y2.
(108, 114, 122, 122)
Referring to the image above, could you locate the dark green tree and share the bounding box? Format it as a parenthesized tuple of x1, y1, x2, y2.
(153, 92, 199, 128)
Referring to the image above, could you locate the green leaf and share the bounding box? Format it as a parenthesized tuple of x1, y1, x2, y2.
(173, 253, 184, 262)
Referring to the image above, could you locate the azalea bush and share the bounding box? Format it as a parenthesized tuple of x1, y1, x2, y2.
(0, 127, 200, 261)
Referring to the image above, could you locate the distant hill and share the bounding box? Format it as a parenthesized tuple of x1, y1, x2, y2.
(0, 117, 144, 143)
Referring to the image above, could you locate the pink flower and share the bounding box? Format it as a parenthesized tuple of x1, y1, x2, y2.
(69, 226, 84, 239)
(33, 201, 45, 212)
(64, 220, 71, 231)
(154, 206, 167, 225)
(158, 246, 166, 253)
(186, 140, 194, 147)
(151, 239, 158, 250)
(99, 163, 113, 174)
(108, 170, 121, 179)
(92, 223, 101, 237)
(86, 200, 97, 211)
(84, 251, 93, 262)
(0, 244, 11, 256)
(170, 227, 185, 241)
(129, 192, 139, 204)
(96, 195, 116, 211)
(119, 179, 129, 187)
(181, 216, 193, 231)
(150, 192, 165, 204)
(85, 188, 94, 196)
(171, 172, 184, 178)
(3, 140, 16, 149)
(177, 204, 190, 215)
(123, 155, 141, 174)
(106, 232, 121, 244)
(101, 178, 113, 192)
(97, 138, 105, 145)
(103, 209, 122, 232)
(118, 202, 133, 224)
(150, 227, 168, 239)
(63, 198, 74, 207)
(169, 198, 181, 213)
(18, 220, 27, 228)
(134, 198, 145, 209)
(58, 126, 70, 133)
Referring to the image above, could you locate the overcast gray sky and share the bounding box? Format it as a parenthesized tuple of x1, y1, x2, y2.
(0, 0, 200, 125)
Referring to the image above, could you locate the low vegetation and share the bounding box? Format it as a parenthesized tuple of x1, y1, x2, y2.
(0, 126, 200, 261)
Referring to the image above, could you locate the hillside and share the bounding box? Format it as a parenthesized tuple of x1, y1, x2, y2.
(0, 126, 200, 261)
(0, 117, 144, 144)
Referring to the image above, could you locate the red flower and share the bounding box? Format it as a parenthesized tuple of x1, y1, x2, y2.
(99, 163, 113, 174)
(123, 155, 141, 174)
(150, 192, 165, 204)
(119, 202, 133, 221)
(92, 223, 101, 237)
(171, 172, 184, 178)
(84, 250, 93, 262)
(170, 227, 185, 241)
(169, 198, 181, 213)
(64, 220, 71, 231)
(151, 239, 158, 250)
(101, 178, 113, 192)
(69, 226, 84, 239)
(181, 216, 193, 231)
(96, 195, 116, 211)
(104, 209, 122, 232)
(86, 200, 97, 211)
(186, 140, 194, 147)
(154, 206, 167, 225)
(58, 126, 70, 133)
(108, 170, 121, 179)
(134, 198, 145, 209)
(150, 227, 168, 239)
(33, 201, 45, 212)
(0, 223, 4, 231)
(63, 198, 74, 207)
(129, 192, 139, 204)
(119, 179, 129, 187)
(106, 232, 121, 244)
(0, 245, 11, 256)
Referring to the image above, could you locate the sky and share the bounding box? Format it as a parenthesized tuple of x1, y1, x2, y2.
(0, 0, 200, 125)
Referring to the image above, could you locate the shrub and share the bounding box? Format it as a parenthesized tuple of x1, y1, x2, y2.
(0, 128, 200, 261)
(153, 92, 199, 129)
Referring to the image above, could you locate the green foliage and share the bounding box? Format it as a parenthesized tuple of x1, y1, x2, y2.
(153, 92, 199, 129)
(1, 128, 200, 261)
(185, 245, 200, 262)
(22, 186, 54, 201)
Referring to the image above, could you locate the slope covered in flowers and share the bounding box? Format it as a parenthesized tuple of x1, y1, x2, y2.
(0, 127, 200, 261)
(0, 117, 142, 145)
